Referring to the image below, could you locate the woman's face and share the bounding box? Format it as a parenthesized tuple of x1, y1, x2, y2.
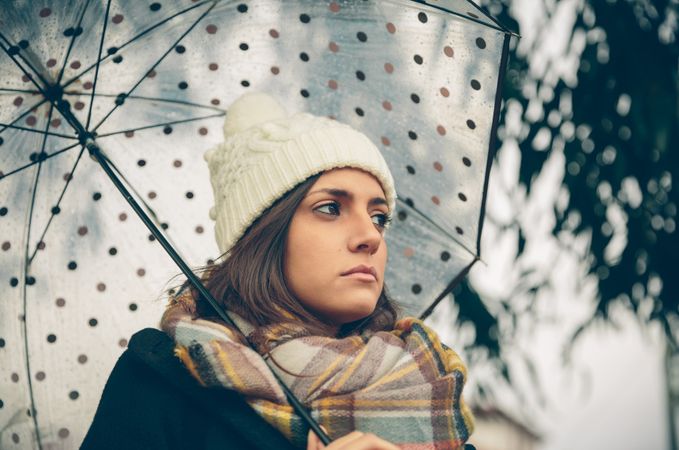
(284, 168, 391, 326)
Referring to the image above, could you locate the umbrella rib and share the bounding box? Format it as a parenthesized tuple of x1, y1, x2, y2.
(0, 97, 51, 137)
(96, 112, 225, 138)
(58, 0, 213, 94)
(0, 35, 82, 134)
(19, 96, 59, 450)
(0, 122, 77, 140)
(395, 196, 478, 259)
(91, 1, 218, 133)
(0, 33, 52, 93)
(28, 146, 87, 264)
(0, 143, 81, 180)
(0, 87, 41, 94)
(86, 0, 112, 130)
(418, 257, 479, 321)
(62, 91, 225, 113)
(55, 0, 93, 88)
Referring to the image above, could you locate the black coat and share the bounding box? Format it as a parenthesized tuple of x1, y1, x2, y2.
(80, 328, 298, 450)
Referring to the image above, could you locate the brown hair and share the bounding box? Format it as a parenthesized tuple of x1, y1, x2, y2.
(190, 173, 399, 338)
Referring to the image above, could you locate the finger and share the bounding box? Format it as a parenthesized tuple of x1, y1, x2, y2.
(307, 429, 321, 450)
(336, 433, 400, 450)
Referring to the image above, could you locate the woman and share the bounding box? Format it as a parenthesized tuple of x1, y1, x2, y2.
(81, 93, 474, 450)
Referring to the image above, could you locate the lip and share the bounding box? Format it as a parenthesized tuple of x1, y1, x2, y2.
(341, 264, 377, 281)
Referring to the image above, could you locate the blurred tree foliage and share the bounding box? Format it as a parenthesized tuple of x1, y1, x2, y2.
(453, 0, 678, 393)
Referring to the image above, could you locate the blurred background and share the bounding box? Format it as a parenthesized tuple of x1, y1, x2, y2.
(425, 0, 678, 448)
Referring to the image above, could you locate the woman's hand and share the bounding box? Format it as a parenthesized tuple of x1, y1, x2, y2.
(307, 429, 400, 450)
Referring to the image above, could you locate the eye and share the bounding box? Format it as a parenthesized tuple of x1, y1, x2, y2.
(314, 201, 341, 216)
(372, 212, 393, 230)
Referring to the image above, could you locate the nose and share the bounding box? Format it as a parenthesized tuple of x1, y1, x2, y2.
(347, 212, 383, 254)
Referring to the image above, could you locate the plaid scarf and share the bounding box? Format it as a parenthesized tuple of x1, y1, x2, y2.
(161, 291, 474, 449)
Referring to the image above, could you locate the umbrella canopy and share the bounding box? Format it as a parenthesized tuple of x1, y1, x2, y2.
(0, 0, 512, 448)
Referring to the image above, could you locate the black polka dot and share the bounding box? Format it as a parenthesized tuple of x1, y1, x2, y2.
(18, 40, 29, 49)
(440, 251, 451, 261)
(411, 284, 422, 294)
(413, 54, 423, 64)
(129, 303, 138, 311)
(115, 93, 126, 105)
(356, 31, 367, 42)
(137, 159, 146, 167)
(410, 93, 420, 103)
(107, 46, 118, 55)
(237, 3, 247, 13)
(175, 45, 185, 53)
(10, 277, 18, 287)
(93, 192, 102, 201)
(299, 52, 309, 62)
(148, 234, 156, 241)
(150, 3, 161, 11)
(240, 80, 250, 87)
(300, 13, 311, 23)
(185, 191, 194, 199)
(161, 222, 169, 230)
(408, 131, 418, 140)
(68, 261, 77, 270)
(25, 276, 35, 286)
(163, 126, 173, 135)
(458, 193, 468, 201)
(68, 391, 79, 400)
(300, 89, 310, 98)
(178, 81, 188, 90)
(466, 119, 476, 129)
(108, 247, 117, 255)
(88, 318, 98, 327)
(456, 226, 464, 235)
(239, 42, 249, 51)
(398, 211, 407, 221)
(462, 157, 472, 166)
(418, 12, 428, 23)
(476, 37, 486, 49)
(112, 55, 123, 64)
(471, 79, 481, 90)
(405, 198, 415, 207)
(47, 334, 56, 343)
(0, 207, 7, 216)
(355, 107, 364, 117)
(355, 70, 365, 81)
(406, 165, 415, 175)
(0, 338, 4, 347)
(51, 206, 61, 214)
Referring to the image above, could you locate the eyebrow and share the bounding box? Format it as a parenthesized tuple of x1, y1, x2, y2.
(307, 188, 389, 208)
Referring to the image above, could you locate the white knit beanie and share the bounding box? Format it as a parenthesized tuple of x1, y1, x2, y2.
(204, 92, 397, 255)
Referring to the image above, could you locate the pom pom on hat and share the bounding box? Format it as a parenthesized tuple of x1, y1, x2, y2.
(223, 92, 287, 137)
(205, 92, 396, 255)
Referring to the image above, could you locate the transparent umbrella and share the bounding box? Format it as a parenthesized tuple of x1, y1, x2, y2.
(0, 0, 513, 448)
